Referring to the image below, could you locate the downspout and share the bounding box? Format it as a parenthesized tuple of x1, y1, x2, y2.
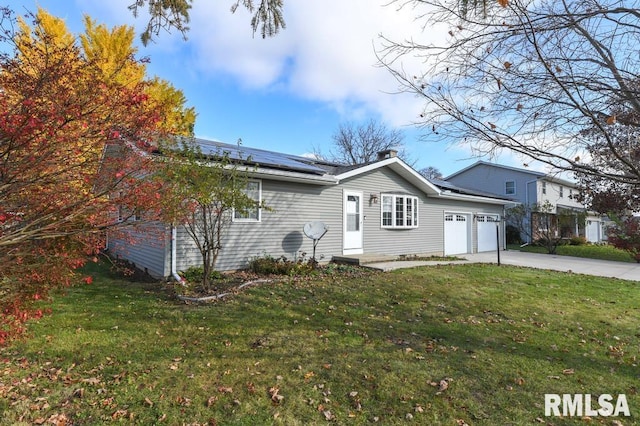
(524, 179, 538, 243)
(171, 225, 185, 283)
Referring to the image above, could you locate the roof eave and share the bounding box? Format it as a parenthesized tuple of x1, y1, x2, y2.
(241, 166, 338, 185)
(335, 157, 442, 196)
(437, 191, 515, 205)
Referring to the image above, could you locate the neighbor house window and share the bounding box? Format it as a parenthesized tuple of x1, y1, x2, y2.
(381, 194, 418, 229)
(505, 180, 516, 195)
(233, 180, 261, 222)
(569, 188, 573, 199)
(559, 186, 564, 198)
(541, 181, 547, 195)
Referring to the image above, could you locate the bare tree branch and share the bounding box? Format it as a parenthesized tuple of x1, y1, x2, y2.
(381, 0, 640, 187)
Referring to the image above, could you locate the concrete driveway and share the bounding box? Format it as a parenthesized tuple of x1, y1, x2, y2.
(366, 250, 640, 282)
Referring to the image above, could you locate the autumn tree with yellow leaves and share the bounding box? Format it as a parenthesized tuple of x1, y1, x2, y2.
(0, 6, 194, 343)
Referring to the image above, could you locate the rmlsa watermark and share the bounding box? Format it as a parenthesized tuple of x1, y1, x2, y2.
(545, 394, 630, 417)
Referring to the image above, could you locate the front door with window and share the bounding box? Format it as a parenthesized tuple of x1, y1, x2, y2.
(343, 191, 363, 254)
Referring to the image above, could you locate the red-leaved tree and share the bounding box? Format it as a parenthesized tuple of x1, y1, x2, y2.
(0, 7, 184, 344)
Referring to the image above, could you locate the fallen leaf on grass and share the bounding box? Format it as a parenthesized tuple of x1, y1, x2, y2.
(269, 386, 284, 404)
(323, 410, 336, 421)
(217, 386, 233, 393)
(144, 397, 154, 407)
(206, 396, 217, 407)
(436, 378, 450, 393)
(47, 413, 69, 426)
(111, 409, 128, 420)
(176, 396, 192, 406)
(562, 369, 575, 375)
(82, 377, 101, 385)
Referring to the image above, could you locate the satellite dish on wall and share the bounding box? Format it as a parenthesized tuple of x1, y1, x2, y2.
(303, 221, 328, 263)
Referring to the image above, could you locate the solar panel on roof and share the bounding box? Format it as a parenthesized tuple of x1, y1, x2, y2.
(191, 139, 327, 174)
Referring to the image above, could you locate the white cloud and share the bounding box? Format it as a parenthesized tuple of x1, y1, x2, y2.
(186, 1, 436, 126)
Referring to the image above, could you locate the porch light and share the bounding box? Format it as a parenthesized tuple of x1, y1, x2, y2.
(369, 193, 379, 204)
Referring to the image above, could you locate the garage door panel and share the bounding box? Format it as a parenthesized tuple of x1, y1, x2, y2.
(477, 215, 499, 252)
(444, 213, 469, 255)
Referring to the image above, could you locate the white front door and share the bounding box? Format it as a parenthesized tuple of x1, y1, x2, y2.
(444, 213, 470, 255)
(343, 191, 363, 254)
(477, 214, 500, 252)
(586, 220, 600, 242)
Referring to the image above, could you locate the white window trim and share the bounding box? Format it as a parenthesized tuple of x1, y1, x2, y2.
(381, 194, 419, 229)
(505, 180, 516, 195)
(233, 179, 262, 223)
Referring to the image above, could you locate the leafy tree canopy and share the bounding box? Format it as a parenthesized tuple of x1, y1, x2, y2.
(129, 0, 286, 45)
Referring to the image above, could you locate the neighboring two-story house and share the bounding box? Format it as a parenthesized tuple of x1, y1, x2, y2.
(445, 161, 605, 243)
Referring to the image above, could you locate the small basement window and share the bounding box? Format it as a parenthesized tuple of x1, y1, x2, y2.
(381, 194, 418, 229)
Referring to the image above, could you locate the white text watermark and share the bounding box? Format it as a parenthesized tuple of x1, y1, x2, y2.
(545, 394, 630, 417)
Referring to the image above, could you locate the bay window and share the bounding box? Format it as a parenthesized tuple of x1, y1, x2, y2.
(381, 194, 418, 228)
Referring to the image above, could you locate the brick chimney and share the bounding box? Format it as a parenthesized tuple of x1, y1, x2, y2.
(377, 149, 398, 161)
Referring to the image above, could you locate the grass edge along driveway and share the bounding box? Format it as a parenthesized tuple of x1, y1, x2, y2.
(1, 262, 639, 425)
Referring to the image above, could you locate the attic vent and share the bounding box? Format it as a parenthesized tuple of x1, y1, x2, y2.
(377, 149, 398, 160)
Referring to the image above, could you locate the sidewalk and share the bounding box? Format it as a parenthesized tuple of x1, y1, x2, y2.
(365, 250, 640, 282)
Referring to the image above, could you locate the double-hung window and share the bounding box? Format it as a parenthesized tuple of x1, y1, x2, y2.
(505, 180, 516, 195)
(381, 194, 418, 229)
(233, 180, 261, 222)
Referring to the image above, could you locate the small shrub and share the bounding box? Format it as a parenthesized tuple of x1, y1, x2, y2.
(179, 266, 222, 283)
(248, 253, 315, 276)
(569, 236, 588, 246)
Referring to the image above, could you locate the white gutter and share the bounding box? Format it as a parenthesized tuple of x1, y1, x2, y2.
(171, 226, 185, 283)
(437, 191, 512, 205)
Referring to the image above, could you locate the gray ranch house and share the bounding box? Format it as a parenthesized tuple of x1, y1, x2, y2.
(107, 139, 512, 278)
(445, 161, 607, 243)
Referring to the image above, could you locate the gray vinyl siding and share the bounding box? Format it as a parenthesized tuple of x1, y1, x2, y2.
(340, 168, 503, 255)
(107, 223, 171, 278)
(108, 165, 507, 276)
(447, 164, 538, 205)
(174, 167, 505, 272)
(342, 168, 431, 256)
(175, 179, 344, 272)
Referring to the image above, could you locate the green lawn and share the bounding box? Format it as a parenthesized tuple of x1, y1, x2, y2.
(509, 243, 636, 263)
(1, 262, 639, 425)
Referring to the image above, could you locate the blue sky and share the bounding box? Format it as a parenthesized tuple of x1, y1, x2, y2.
(9, 0, 526, 176)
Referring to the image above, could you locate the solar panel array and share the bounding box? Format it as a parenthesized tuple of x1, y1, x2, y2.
(193, 138, 329, 175)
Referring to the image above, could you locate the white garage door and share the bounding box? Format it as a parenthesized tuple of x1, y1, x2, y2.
(477, 214, 500, 252)
(444, 213, 469, 255)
